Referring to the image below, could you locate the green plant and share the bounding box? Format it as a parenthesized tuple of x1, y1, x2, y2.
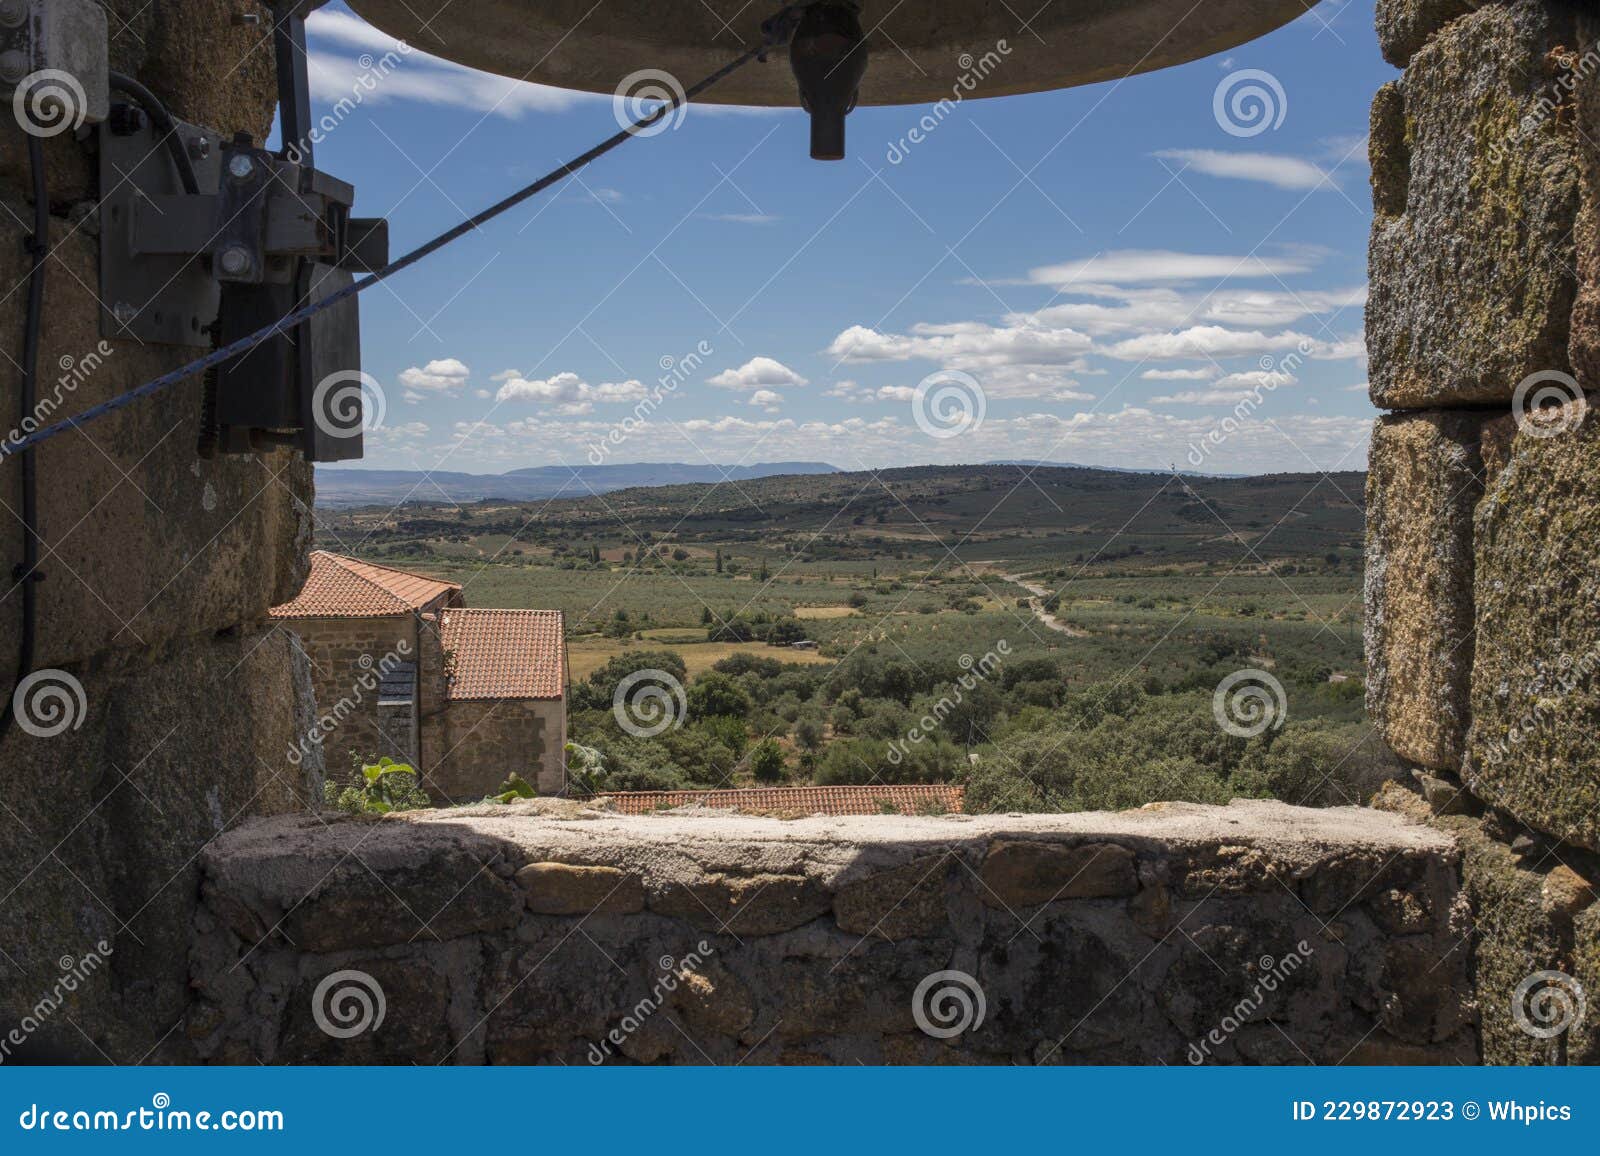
(324, 757, 432, 815)
(487, 772, 537, 804)
(749, 737, 787, 784)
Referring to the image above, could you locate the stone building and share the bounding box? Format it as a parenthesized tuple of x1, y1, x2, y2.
(271, 551, 566, 799)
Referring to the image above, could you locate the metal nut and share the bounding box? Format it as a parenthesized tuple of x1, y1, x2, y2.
(218, 247, 253, 277)
(0, 1, 27, 30)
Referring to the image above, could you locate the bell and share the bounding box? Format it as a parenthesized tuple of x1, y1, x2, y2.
(345, 1, 1311, 117)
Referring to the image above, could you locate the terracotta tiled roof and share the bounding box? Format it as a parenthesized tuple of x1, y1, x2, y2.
(269, 551, 460, 618)
(440, 608, 565, 701)
(593, 784, 964, 817)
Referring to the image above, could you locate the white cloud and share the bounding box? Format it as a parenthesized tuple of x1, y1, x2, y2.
(1150, 372, 1295, 406)
(398, 358, 470, 393)
(1142, 367, 1219, 381)
(708, 357, 808, 390)
(748, 389, 785, 411)
(826, 322, 1092, 368)
(1105, 326, 1361, 361)
(494, 371, 646, 413)
(1200, 286, 1367, 328)
(305, 11, 586, 118)
(1029, 249, 1316, 288)
(701, 212, 780, 225)
(1153, 149, 1335, 191)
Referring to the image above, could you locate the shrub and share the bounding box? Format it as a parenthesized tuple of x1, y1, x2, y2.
(750, 737, 787, 784)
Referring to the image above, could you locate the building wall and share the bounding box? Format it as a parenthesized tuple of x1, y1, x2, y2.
(1365, 0, 1600, 1062)
(421, 698, 564, 802)
(0, 1, 324, 1064)
(190, 801, 1478, 1065)
(278, 614, 420, 777)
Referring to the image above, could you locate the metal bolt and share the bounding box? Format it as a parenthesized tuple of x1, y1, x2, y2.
(227, 154, 254, 180)
(112, 303, 138, 327)
(187, 136, 211, 161)
(232, 12, 262, 26)
(218, 246, 252, 277)
(0, 49, 26, 85)
(0, 1, 27, 29)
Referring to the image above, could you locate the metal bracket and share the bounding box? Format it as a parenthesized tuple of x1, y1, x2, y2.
(0, 0, 109, 124)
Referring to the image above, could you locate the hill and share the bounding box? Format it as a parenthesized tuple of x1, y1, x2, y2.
(313, 461, 839, 505)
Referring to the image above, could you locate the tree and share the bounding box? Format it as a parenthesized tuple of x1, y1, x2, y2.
(687, 672, 752, 720)
(750, 737, 786, 784)
(715, 548, 724, 573)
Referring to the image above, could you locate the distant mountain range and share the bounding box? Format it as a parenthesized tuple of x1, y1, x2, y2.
(313, 462, 840, 505)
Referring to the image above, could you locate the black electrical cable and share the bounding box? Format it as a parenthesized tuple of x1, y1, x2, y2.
(1, 134, 49, 742)
(0, 5, 806, 463)
(107, 71, 200, 196)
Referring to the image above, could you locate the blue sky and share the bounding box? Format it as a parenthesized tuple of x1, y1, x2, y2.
(298, 0, 1391, 476)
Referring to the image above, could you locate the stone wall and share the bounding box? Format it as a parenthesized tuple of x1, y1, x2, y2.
(280, 614, 422, 776)
(421, 698, 562, 801)
(1364, 0, 1600, 1062)
(0, 1, 318, 1063)
(188, 800, 1476, 1065)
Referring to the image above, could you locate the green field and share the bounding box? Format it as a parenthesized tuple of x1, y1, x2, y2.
(315, 464, 1383, 812)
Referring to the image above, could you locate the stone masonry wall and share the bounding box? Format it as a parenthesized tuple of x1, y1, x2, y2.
(422, 699, 560, 802)
(280, 614, 421, 777)
(0, 1, 319, 1063)
(1365, 0, 1600, 1060)
(189, 800, 1476, 1065)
